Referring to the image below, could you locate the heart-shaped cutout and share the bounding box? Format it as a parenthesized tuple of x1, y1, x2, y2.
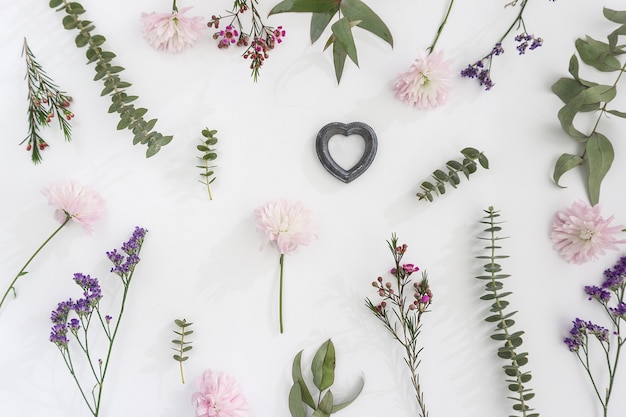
(315, 122, 378, 183)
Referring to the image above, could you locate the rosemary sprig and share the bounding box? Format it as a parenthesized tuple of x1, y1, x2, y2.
(21, 37, 74, 164)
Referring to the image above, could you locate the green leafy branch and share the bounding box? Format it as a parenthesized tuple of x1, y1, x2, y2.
(416, 147, 489, 202)
(289, 339, 364, 417)
(269, 0, 393, 83)
(48, 0, 173, 158)
(171, 318, 193, 384)
(21, 37, 74, 164)
(476, 207, 538, 417)
(551, 7, 626, 205)
(196, 128, 218, 200)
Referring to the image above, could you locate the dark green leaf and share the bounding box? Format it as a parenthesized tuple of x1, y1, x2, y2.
(50, 0, 63, 7)
(331, 17, 358, 66)
(269, 0, 339, 15)
(311, 339, 335, 392)
(332, 38, 348, 83)
(340, 0, 393, 46)
(603, 8, 626, 24)
(553, 153, 584, 187)
(317, 390, 334, 415)
(586, 132, 614, 205)
(292, 351, 316, 409)
(607, 109, 626, 118)
(75, 33, 89, 47)
(310, 10, 337, 43)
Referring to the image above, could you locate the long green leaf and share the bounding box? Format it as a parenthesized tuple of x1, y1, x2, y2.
(603, 7, 626, 24)
(292, 351, 316, 409)
(331, 17, 358, 66)
(586, 132, 614, 205)
(288, 383, 306, 417)
(311, 339, 335, 392)
(332, 39, 348, 83)
(317, 390, 334, 414)
(553, 153, 584, 187)
(269, 0, 338, 15)
(310, 10, 337, 43)
(576, 37, 621, 72)
(340, 0, 393, 46)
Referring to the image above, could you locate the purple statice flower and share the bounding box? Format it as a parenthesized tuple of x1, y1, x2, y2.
(564, 319, 610, 352)
(105, 315, 112, 323)
(68, 318, 80, 332)
(73, 298, 92, 316)
(609, 302, 626, 319)
(50, 323, 69, 347)
(73, 273, 102, 307)
(584, 285, 611, 303)
(491, 42, 504, 56)
(461, 60, 495, 90)
(50, 299, 73, 324)
(587, 322, 610, 342)
(108, 227, 147, 276)
(515, 33, 543, 55)
(121, 227, 147, 256)
(602, 256, 626, 290)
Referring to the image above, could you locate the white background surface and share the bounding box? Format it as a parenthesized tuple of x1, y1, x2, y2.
(1, 0, 626, 416)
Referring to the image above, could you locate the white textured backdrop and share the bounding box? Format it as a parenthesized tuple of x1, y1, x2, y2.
(1, 0, 626, 416)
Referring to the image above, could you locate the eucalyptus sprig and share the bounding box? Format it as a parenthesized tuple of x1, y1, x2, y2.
(196, 128, 218, 200)
(289, 339, 364, 417)
(476, 207, 538, 417)
(268, 0, 393, 83)
(48, 0, 173, 158)
(551, 7, 626, 205)
(416, 147, 489, 202)
(21, 37, 74, 164)
(171, 318, 193, 384)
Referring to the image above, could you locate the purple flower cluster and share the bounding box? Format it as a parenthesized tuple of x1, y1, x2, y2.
(107, 227, 147, 277)
(603, 256, 626, 290)
(514, 33, 543, 55)
(50, 299, 73, 347)
(584, 285, 611, 303)
(460, 43, 503, 91)
(564, 318, 609, 352)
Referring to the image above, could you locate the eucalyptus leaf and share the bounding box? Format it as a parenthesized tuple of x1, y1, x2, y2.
(340, 0, 393, 46)
(603, 7, 626, 24)
(288, 384, 306, 417)
(291, 351, 316, 408)
(332, 39, 348, 83)
(586, 132, 614, 205)
(576, 37, 621, 72)
(269, 0, 338, 15)
(607, 109, 626, 118)
(317, 390, 334, 414)
(311, 339, 335, 392)
(331, 17, 358, 66)
(310, 10, 337, 43)
(553, 153, 584, 187)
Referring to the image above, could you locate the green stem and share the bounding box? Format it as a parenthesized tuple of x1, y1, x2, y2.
(427, 0, 455, 53)
(279, 253, 285, 334)
(0, 215, 71, 311)
(172, 0, 178, 12)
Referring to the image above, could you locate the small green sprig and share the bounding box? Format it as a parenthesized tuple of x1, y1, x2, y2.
(48, 0, 173, 157)
(289, 339, 364, 417)
(21, 37, 74, 164)
(416, 147, 489, 202)
(172, 318, 193, 384)
(551, 7, 626, 205)
(268, 0, 393, 83)
(477, 207, 538, 417)
(196, 128, 218, 200)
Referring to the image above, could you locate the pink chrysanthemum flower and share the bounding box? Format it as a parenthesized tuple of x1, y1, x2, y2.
(140, 6, 203, 53)
(42, 181, 104, 234)
(254, 199, 317, 255)
(255, 199, 317, 333)
(550, 200, 625, 264)
(192, 370, 249, 417)
(393, 50, 453, 109)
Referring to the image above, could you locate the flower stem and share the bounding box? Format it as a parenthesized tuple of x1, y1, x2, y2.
(279, 253, 285, 334)
(427, 0, 455, 53)
(0, 215, 71, 311)
(172, 0, 178, 12)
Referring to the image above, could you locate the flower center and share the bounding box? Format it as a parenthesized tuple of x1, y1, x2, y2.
(579, 228, 594, 241)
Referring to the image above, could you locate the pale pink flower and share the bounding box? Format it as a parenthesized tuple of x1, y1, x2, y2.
(192, 370, 249, 417)
(140, 6, 204, 53)
(42, 181, 104, 234)
(393, 50, 453, 109)
(255, 199, 317, 255)
(550, 200, 625, 264)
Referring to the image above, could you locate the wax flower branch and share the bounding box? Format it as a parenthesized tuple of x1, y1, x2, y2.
(365, 233, 433, 417)
(255, 199, 317, 333)
(460, 0, 546, 90)
(50, 227, 147, 417)
(22, 37, 74, 163)
(208, 0, 286, 81)
(0, 181, 103, 313)
(564, 256, 626, 417)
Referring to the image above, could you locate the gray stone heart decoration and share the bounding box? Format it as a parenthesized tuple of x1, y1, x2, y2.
(315, 122, 378, 183)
